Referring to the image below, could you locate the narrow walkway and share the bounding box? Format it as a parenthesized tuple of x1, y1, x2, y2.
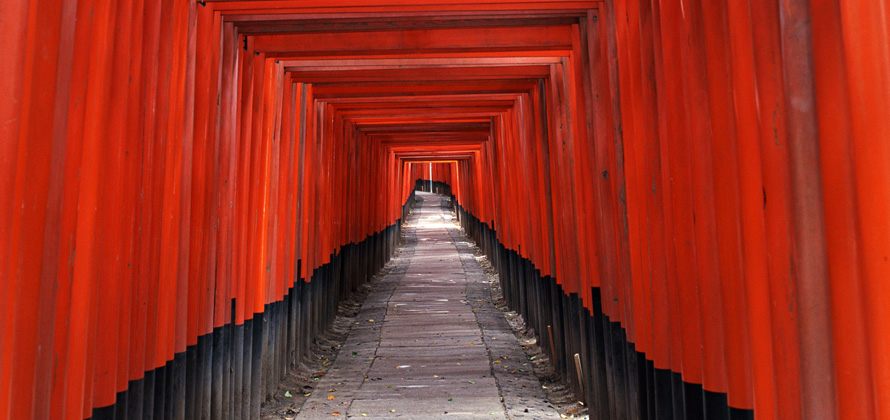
(295, 192, 561, 419)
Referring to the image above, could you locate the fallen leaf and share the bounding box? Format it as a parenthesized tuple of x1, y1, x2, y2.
(328, 394, 335, 400)
(433, 375, 439, 378)
(390, 409, 396, 413)
(368, 319, 375, 323)
(284, 391, 293, 398)
(448, 398, 453, 402)
(494, 360, 501, 364)
(468, 381, 475, 384)
(332, 412, 341, 417)
(361, 414, 368, 417)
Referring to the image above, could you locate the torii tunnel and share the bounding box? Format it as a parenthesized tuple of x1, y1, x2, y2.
(2, 0, 889, 419)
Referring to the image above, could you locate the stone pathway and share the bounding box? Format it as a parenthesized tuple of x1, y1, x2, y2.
(295, 192, 561, 419)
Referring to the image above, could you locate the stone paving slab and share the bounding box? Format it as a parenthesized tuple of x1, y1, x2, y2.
(346, 397, 505, 419)
(295, 193, 561, 420)
(372, 345, 488, 359)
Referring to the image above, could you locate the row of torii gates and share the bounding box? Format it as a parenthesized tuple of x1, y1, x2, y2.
(1, 0, 888, 419)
